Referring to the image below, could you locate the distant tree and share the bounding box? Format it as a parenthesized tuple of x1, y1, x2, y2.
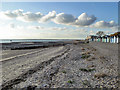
(96, 31, 104, 37)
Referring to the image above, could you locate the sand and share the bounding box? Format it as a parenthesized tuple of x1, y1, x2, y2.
(1, 41, 119, 89)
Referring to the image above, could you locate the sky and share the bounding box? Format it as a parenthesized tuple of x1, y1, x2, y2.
(0, 2, 118, 39)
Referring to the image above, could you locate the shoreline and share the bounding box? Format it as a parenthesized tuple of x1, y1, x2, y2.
(1, 41, 68, 50)
(1, 40, 85, 50)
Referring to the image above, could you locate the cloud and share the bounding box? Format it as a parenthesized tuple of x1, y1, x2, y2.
(2, 9, 56, 23)
(89, 30, 96, 35)
(17, 12, 43, 22)
(28, 26, 44, 30)
(50, 27, 67, 30)
(1, 9, 96, 26)
(28, 25, 68, 31)
(3, 9, 23, 18)
(74, 13, 96, 26)
(9, 23, 15, 28)
(53, 13, 76, 24)
(7, 23, 24, 30)
(40, 11, 56, 22)
(1, 9, 117, 29)
(1, 9, 43, 22)
(90, 20, 117, 28)
(53, 13, 96, 27)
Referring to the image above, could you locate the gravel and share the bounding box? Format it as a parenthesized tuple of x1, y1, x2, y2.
(1, 42, 119, 89)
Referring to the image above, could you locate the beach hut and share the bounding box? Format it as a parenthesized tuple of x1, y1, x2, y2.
(106, 35, 110, 43)
(86, 32, 120, 43)
(97, 36, 102, 42)
(110, 32, 120, 43)
(102, 35, 110, 43)
(86, 36, 91, 41)
(86, 35, 97, 42)
(114, 32, 120, 43)
(110, 35, 114, 43)
(101, 36, 105, 42)
(91, 36, 97, 42)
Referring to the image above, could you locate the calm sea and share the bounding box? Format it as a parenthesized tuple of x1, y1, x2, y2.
(0, 39, 72, 43)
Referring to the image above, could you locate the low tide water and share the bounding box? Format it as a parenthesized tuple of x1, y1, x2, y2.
(0, 39, 72, 43)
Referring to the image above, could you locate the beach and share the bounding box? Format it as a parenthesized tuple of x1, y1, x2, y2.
(1, 41, 119, 89)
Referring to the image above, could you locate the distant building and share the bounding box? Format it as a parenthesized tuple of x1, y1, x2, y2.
(86, 35, 97, 42)
(102, 35, 110, 43)
(110, 32, 120, 43)
(86, 32, 120, 43)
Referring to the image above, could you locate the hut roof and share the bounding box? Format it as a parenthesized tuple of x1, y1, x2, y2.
(110, 32, 120, 36)
(90, 35, 97, 38)
(103, 35, 110, 38)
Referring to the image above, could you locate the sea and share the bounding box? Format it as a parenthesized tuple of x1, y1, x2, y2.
(0, 39, 73, 43)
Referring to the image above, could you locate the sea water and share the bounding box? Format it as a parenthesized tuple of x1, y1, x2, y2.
(0, 39, 72, 43)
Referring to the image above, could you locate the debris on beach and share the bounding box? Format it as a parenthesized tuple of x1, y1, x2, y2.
(81, 47, 85, 50)
(82, 80, 91, 87)
(86, 56, 95, 61)
(67, 80, 74, 84)
(79, 68, 95, 72)
(94, 72, 107, 78)
(81, 53, 91, 59)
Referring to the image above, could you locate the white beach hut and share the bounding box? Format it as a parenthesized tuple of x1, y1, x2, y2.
(110, 32, 120, 43)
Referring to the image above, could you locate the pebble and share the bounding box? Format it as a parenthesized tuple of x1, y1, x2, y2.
(11, 43, 118, 88)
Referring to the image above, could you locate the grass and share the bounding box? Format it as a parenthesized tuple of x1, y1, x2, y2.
(81, 53, 91, 59)
(82, 80, 91, 87)
(62, 70, 66, 74)
(67, 80, 74, 84)
(79, 68, 95, 72)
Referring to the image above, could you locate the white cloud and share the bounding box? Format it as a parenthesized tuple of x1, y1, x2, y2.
(40, 11, 56, 22)
(53, 13, 96, 27)
(74, 13, 96, 26)
(1, 9, 43, 22)
(28, 26, 44, 30)
(53, 13, 76, 24)
(17, 12, 43, 22)
(1, 9, 96, 26)
(2, 9, 23, 19)
(90, 20, 117, 28)
(0, 9, 117, 29)
(50, 27, 68, 30)
(0, 23, 89, 39)
(27, 25, 68, 31)
(89, 30, 96, 35)
(9, 23, 15, 28)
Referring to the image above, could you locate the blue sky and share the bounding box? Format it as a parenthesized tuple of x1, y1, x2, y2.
(2, 2, 118, 22)
(0, 2, 118, 39)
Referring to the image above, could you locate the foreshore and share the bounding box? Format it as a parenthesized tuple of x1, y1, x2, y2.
(1, 40, 80, 50)
(1, 40, 119, 89)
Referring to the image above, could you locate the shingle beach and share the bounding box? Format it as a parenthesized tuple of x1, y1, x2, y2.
(1, 41, 119, 89)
